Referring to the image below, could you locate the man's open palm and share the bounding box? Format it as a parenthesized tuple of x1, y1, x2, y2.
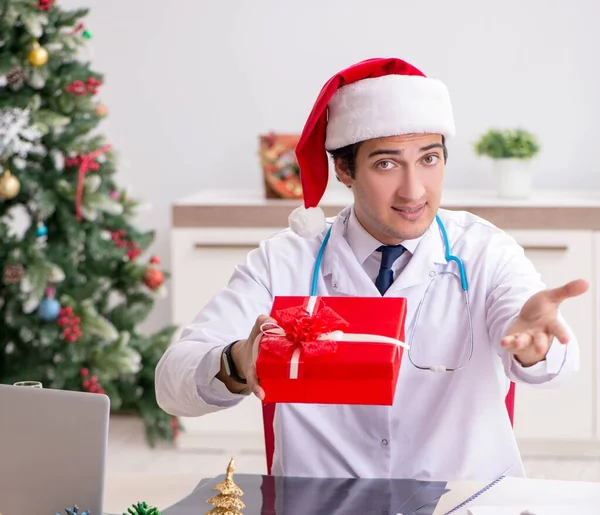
(501, 279, 589, 367)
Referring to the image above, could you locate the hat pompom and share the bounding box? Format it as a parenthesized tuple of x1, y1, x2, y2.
(288, 206, 327, 238)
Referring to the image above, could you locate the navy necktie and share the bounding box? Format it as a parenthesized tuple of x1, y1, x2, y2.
(375, 244, 406, 295)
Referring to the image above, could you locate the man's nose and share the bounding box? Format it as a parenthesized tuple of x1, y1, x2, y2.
(396, 164, 425, 200)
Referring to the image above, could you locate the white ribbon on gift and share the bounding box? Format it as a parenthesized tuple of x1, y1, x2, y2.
(260, 323, 409, 380)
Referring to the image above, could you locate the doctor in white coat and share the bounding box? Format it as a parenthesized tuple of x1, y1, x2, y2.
(155, 57, 588, 482)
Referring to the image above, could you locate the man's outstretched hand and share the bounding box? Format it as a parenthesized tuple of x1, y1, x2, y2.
(501, 279, 589, 367)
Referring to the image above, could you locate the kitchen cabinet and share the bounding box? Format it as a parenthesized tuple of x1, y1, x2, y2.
(508, 230, 595, 445)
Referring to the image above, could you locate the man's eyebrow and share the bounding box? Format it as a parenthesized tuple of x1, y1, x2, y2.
(367, 149, 402, 158)
(367, 143, 443, 158)
(420, 143, 444, 152)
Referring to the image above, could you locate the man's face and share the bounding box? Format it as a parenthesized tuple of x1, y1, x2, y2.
(336, 133, 445, 245)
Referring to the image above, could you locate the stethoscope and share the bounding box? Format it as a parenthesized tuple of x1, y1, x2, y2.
(310, 213, 474, 373)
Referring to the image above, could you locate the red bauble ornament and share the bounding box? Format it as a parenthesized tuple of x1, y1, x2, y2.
(143, 267, 165, 290)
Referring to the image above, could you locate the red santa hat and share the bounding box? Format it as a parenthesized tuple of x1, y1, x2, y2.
(289, 57, 455, 238)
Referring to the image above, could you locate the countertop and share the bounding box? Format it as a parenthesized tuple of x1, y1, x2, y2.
(171, 189, 600, 230)
(174, 188, 600, 208)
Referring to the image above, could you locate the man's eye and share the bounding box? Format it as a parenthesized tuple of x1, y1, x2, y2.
(422, 155, 439, 165)
(376, 160, 393, 170)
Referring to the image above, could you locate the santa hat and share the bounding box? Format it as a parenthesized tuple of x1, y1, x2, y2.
(288, 57, 455, 238)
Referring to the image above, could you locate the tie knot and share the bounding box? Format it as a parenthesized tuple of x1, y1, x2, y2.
(377, 244, 406, 269)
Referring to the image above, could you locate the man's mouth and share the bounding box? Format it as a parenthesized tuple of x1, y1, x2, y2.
(391, 204, 426, 220)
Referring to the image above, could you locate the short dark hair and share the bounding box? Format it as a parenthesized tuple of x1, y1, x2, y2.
(329, 135, 448, 179)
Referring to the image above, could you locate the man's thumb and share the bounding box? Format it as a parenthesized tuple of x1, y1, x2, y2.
(547, 278, 589, 303)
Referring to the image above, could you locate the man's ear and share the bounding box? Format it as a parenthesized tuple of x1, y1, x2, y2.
(334, 157, 353, 188)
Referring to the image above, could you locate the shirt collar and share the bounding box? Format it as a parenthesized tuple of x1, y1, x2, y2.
(345, 206, 424, 265)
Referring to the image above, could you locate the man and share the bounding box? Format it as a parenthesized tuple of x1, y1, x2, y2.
(155, 57, 588, 481)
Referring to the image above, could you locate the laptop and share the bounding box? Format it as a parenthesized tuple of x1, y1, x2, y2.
(0, 383, 110, 515)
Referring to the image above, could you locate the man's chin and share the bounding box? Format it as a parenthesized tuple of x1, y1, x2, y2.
(390, 217, 435, 242)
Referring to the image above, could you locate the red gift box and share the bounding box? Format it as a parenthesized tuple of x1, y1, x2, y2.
(255, 295, 407, 405)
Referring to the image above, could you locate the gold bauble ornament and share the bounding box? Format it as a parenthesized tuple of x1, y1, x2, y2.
(28, 41, 49, 67)
(0, 170, 20, 200)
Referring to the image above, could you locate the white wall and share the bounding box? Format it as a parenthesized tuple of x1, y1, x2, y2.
(57, 0, 600, 332)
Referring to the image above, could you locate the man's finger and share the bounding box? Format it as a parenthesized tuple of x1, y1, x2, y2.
(246, 364, 265, 401)
(501, 332, 532, 351)
(255, 313, 275, 328)
(500, 334, 517, 348)
(546, 279, 589, 304)
(249, 314, 277, 343)
(252, 332, 263, 363)
(247, 316, 275, 402)
(547, 318, 571, 344)
(515, 332, 531, 348)
(532, 332, 549, 354)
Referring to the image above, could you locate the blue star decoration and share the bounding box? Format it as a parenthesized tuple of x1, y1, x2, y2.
(57, 506, 91, 515)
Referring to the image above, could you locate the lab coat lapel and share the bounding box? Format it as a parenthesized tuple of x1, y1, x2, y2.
(385, 219, 447, 295)
(321, 209, 448, 297)
(322, 208, 381, 297)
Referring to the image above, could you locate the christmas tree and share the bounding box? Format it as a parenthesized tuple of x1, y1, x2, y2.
(204, 458, 246, 515)
(0, 0, 180, 445)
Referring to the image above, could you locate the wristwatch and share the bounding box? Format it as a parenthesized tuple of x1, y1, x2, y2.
(222, 341, 247, 384)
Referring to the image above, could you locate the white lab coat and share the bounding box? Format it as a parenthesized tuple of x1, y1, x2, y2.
(155, 205, 578, 482)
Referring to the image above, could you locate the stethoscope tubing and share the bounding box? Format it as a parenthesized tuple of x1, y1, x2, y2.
(309, 213, 474, 373)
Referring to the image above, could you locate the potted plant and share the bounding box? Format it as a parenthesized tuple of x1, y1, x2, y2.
(474, 128, 540, 199)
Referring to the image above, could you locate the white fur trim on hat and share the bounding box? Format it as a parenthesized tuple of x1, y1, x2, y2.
(288, 206, 327, 238)
(325, 74, 455, 150)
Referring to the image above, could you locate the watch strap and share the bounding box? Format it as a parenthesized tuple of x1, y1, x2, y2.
(223, 341, 247, 384)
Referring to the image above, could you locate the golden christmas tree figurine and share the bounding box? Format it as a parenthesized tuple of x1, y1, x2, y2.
(204, 457, 245, 514)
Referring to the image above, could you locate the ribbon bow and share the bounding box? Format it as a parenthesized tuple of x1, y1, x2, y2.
(67, 144, 112, 220)
(259, 305, 350, 359)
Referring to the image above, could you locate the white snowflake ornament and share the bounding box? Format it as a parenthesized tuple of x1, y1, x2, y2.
(0, 107, 43, 160)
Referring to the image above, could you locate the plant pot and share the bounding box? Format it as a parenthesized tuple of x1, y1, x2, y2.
(493, 158, 533, 199)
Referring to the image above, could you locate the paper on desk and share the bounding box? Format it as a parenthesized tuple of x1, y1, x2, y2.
(466, 505, 598, 515)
